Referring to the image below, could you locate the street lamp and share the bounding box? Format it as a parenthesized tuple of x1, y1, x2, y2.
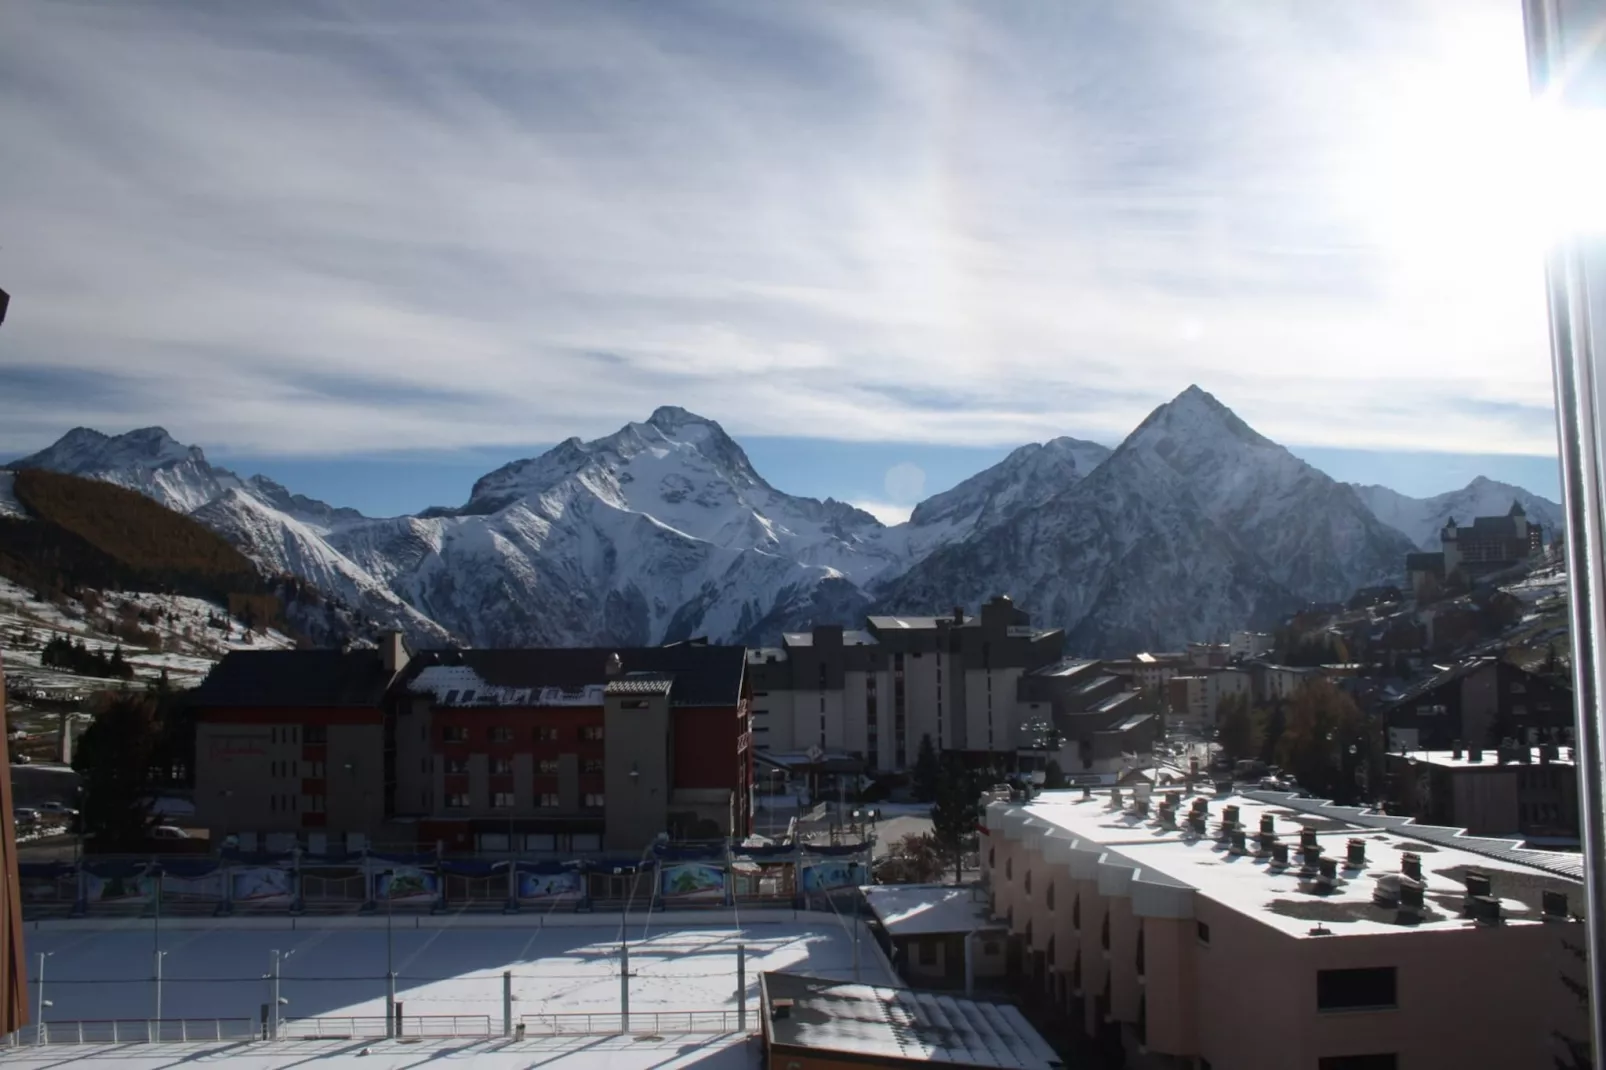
(34, 952, 52, 1046)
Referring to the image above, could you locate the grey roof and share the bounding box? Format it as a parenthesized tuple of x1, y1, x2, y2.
(1406, 552, 1445, 572)
(1104, 711, 1154, 733)
(781, 630, 877, 647)
(1386, 656, 1496, 709)
(865, 615, 952, 631)
(401, 645, 746, 708)
(1091, 691, 1140, 715)
(762, 972, 1062, 1069)
(1243, 790, 1584, 882)
(191, 649, 396, 708)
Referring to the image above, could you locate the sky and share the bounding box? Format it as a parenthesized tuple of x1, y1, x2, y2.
(0, 0, 1577, 521)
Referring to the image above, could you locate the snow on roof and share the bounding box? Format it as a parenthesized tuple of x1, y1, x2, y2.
(408, 664, 604, 707)
(763, 973, 1062, 1070)
(1029, 657, 1099, 678)
(1404, 746, 1575, 770)
(861, 884, 1000, 936)
(1091, 691, 1139, 715)
(1001, 789, 1583, 939)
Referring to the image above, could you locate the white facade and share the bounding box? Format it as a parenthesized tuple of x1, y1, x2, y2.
(1229, 631, 1273, 659)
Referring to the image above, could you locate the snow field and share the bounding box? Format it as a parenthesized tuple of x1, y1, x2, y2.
(23, 917, 889, 1026)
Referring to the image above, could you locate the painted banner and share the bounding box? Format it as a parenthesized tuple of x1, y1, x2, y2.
(800, 860, 866, 892)
(517, 871, 582, 900)
(84, 872, 155, 903)
(231, 866, 294, 903)
(161, 870, 225, 902)
(659, 862, 725, 901)
(375, 866, 438, 902)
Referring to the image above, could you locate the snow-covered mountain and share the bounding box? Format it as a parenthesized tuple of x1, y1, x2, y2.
(13, 427, 247, 513)
(1353, 476, 1564, 551)
(874, 387, 1417, 653)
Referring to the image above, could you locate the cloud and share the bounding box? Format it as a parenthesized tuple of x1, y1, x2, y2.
(850, 501, 916, 526)
(0, 0, 1560, 458)
(882, 462, 927, 504)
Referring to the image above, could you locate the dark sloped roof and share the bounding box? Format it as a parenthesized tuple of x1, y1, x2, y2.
(406, 645, 746, 707)
(1406, 552, 1445, 572)
(1466, 515, 1519, 537)
(191, 649, 395, 708)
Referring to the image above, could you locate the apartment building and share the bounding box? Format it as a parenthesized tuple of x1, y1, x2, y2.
(1229, 631, 1274, 660)
(192, 636, 751, 853)
(1165, 669, 1251, 730)
(747, 595, 1062, 770)
(1385, 743, 1580, 841)
(1384, 657, 1573, 751)
(984, 786, 1586, 1069)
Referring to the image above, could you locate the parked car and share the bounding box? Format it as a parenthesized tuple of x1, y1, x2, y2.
(149, 825, 192, 841)
(12, 808, 40, 826)
(37, 801, 78, 818)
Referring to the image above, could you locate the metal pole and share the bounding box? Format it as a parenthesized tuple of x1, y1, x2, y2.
(386, 971, 397, 1039)
(964, 930, 975, 998)
(620, 941, 629, 1034)
(34, 953, 46, 1046)
(270, 950, 280, 1041)
(1523, 1, 1606, 1058)
(852, 914, 860, 982)
(737, 944, 746, 1033)
(154, 951, 164, 1028)
(502, 970, 512, 1037)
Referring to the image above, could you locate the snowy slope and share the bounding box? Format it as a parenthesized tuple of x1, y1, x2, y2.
(874, 387, 1415, 654)
(10, 427, 249, 513)
(1353, 476, 1564, 550)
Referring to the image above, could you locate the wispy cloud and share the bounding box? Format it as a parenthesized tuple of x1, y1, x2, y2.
(0, 0, 1557, 458)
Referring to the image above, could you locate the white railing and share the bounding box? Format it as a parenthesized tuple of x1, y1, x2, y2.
(277, 1014, 492, 1040)
(518, 1010, 748, 1036)
(14, 1018, 256, 1045)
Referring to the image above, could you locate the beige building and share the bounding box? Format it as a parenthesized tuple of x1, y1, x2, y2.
(1166, 669, 1251, 730)
(747, 595, 1062, 769)
(984, 786, 1586, 1069)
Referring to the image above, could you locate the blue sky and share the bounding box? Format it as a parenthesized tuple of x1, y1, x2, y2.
(0, 0, 1569, 521)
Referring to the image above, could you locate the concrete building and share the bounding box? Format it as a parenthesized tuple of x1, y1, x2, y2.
(191, 638, 409, 854)
(1164, 669, 1251, 730)
(1406, 501, 1545, 595)
(1385, 744, 1580, 841)
(862, 883, 1010, 991)
(1228, 631, 1273, 660)
(747, 595, 1063, 771)
(983, 786, 1587, 1069)
(759, 971, 1064, 1070)
(191, 636, 752, 854)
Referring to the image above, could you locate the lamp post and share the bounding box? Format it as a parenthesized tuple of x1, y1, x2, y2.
(34, 952, 52, 1046)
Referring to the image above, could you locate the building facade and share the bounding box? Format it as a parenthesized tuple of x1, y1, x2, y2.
(985, 786, 1587, 1069)
(1384, 657, 1573, 752)
(191, 636, 752, 853)
(1385, 744, 1581, 841)
(748, 596, 1063, 770)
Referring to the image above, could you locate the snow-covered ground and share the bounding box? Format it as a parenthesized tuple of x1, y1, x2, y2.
(21, 914, 891, 1027)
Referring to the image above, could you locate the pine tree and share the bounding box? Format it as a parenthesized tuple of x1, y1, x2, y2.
(931, 755, 982, 884)
(911, 734, 941, 803)
(1043, 759, 1068, 790)
(72, 692, 161, 849)
(1216, 693, 1263, 764)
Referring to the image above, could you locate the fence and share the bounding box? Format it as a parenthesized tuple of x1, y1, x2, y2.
(518, 1011, 748, 1036)
(278, 1014, 492, 1040)
(14, 1018, 256, 1045)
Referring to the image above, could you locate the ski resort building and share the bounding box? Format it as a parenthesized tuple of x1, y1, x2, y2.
(985, 786, 1587, 1069)
(191, 637, 753, 854)
(1405, 500, 1545, 596)
(745, 596, 1065, 771)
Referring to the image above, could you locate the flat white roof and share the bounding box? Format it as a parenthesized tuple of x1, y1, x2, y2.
(861, 884, 1000, 936)
(1403, 746, 1575, 770)
(1009, 789, 1582, 938)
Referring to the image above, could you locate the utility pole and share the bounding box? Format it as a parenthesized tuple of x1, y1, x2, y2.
(34, 953, 50, 1046)
(736, 944, 746, 1033)
(619, 941, 629, 1034)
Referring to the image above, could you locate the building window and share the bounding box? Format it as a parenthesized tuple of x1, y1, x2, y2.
(1318, 1057, 1397, 1070)
(306, 794, 323, 813)
(538, 759, 559, 775)
(582, 759, 604, 774)
(1046, 883, 1055, 911)
(539, 793, 560, 808)
(445, 757, 469, 775)
(492, 792, 515, 809)
(1024, 870, 1032, 896)
(1100, 912, 1110, 951)
(1196, 920, 1210, 945)
(491, 758, 513, 775)
(580, 726, 604, 742)
(1072, 895, 1080, 930)
(443, 726, 468, 743)
(1317, 967, 1397, 1012)
(307, 761, 324, 777)
(917, 940, 937, 966)
(1005, 858, 1013, 881)
(447, 793, 471, 809)
(489, 727, 514, 743)
(535, 727, 559, 742)
(583, 793, 605, 808)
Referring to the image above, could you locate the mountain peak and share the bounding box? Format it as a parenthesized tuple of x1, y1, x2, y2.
(646, 405, 716, 431)
(1127, 385, 1268, 451)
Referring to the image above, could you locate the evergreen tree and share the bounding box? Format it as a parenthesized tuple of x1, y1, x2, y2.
(931, 755, 982, 884)
(1216, 693, 1263, 764)
(911, 734, 941, 803)
(72, 692, 161, 850)
(1042, 759, 1068, 790)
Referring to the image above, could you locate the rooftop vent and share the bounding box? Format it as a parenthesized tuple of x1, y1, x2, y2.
(1259, 814, 1276, 836)
(1110, 789, 1123, 810)
(1256, 831, 1276, 856)
(1468, 895, 1502, 925)
(1189, 813, 1207, 836)
(1270, 842, 1290, 868)
(1299, 828, 1319, 852)
(1134, 797, 1149, 816)
(1540, 744, 1556, 765)
(1399, 879, 1425, 913)
(1401, 852, 1423, 882)
(1159, 804, 1177, 828)
(1373, 874, 1401, 908)
(1300, 844, 1322, 871)
(1519, 747, 1533, 765)
(1229, 829, 1248, 855)
(771, 998, 794, 1020)
(1463, 871, 1492, 900)
(1467, 746, 1483, 764)
(1316, 856, 1339, 891)
(1346, 839, 1367, 868)
(1082, 785, 1093, 800)
(1222, 804, 1241, 828)
(1452, 740, 1463, 760)
(1215, 779, 1234, 795)
(1543, 889, 1570, 920)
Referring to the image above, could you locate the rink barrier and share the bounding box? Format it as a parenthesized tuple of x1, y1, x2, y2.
(13, 1017, 256, 1045)
(278, 1014, 492, 1040)
(518, 1010, 749, 1036)
(25, 907, 862, 933)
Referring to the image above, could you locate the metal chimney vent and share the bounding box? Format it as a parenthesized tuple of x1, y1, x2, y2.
(1229, 829, 1248, 855)
(1399, 879, 1425, 912)
(1346, 839, 1367, 868)
(1463, 871, 1492, 900)
(1373, 874, 1401, 907)
(1299, 828, 1319, 852)
(1259, 814, 1276, 836)
(1401, 852, 1423, 882)
(1469, 895, 1502, 925)
(1270, 842, 1290, 867)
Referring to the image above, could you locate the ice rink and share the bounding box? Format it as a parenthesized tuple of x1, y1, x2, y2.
(19, 911, 891, 1027)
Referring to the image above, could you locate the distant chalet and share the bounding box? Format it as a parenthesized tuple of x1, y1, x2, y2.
(1406, 499, 1543, 596)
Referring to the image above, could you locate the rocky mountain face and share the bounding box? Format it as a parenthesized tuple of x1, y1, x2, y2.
(11, 387, 1546, 655)
(1352, 476, 1564, 551)
(874, 387, 1418, 653)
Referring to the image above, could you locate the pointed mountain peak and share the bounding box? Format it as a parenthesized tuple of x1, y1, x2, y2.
(1126, 385, 1269, 451)
(646, 405, 717, 432)
(14, 425, 204, 471)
